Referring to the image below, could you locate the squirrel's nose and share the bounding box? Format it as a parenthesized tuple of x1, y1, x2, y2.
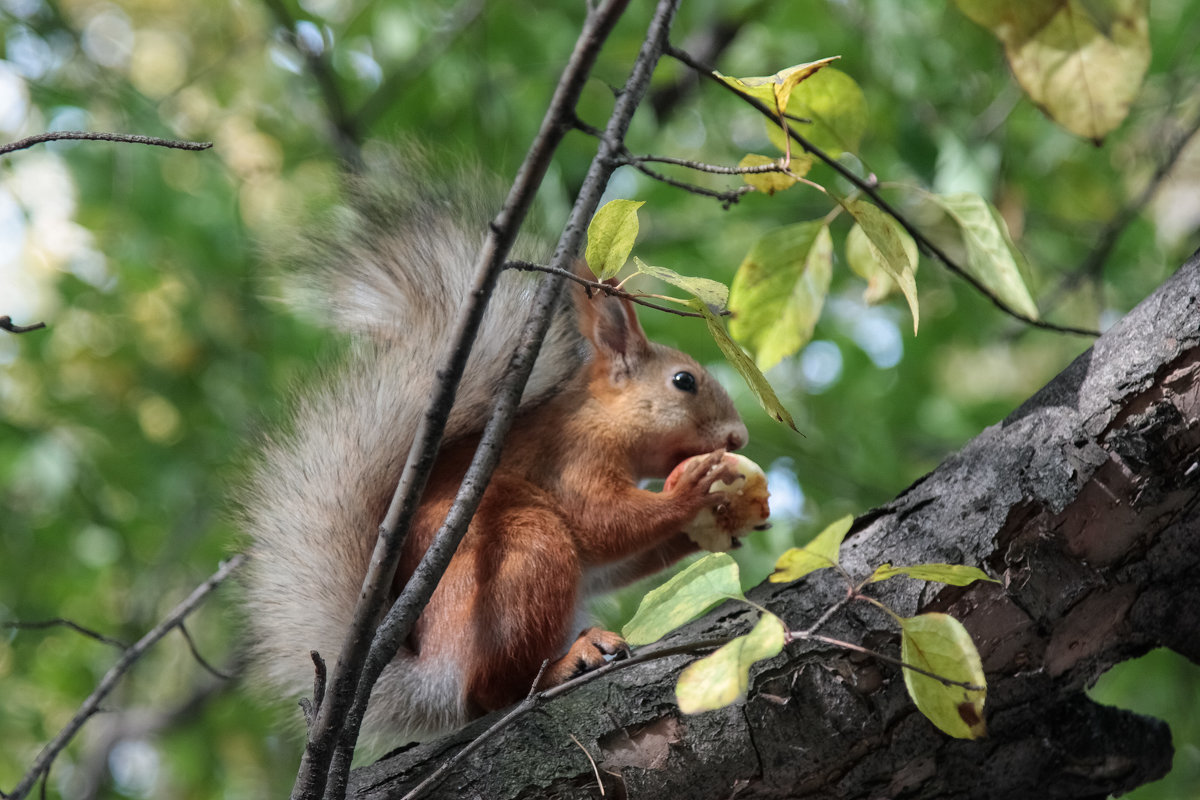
(725, 423, 748, 452)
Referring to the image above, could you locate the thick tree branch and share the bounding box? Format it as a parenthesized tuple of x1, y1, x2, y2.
(345, 254, 1200, 799)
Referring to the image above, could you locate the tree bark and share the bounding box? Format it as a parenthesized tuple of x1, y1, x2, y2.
(348, 252, 1200, 799)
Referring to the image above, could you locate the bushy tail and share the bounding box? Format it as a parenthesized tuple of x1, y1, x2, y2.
(237, 150, 583, 740)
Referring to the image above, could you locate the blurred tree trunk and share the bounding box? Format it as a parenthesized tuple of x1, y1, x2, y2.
(347, 252, 1200, 799)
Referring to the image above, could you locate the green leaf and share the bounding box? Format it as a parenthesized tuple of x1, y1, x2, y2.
(765, 67, 867, 158)
(728, 221, 833, 371)
(622, 553, 743, 646)
(953, 0, 1149, 142)
(737, 154, 801, 195)
(716, 57, 840, 117)
(842, 200, 920, 334)
(928, 192, 1040, 320)
(585, 199, 644, 280)
(676, 613, 786, 714)
(867, 563, 999, 586)
(691, 300, 797, 430)
(769, 514, 853, 583)
(632, 257, 730, 310)
(900, 613, 988, 740)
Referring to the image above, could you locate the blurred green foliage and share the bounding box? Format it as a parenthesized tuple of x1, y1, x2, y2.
(1, 0, 1197, 797)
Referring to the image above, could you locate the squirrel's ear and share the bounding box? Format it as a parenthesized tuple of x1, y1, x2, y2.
(574, 266, 650, 378)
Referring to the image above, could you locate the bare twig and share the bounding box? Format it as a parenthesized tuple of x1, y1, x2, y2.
(1048, 108, 1200, 309)
(800, 632, 985, 692)
(0, 131, 212, 157)
(261, 0, 362, 168)
(356, 0, 486, 131)
(0, 316, 48, 334)
(289, 4, 640, 798)
(4, 619, 127, 650)
(6, 555, 244, 800)
(177, 623, 234, 681)
(668, 45, 1100, 338)
(504, 260, 723, 317)
(568, 733, 606, 796)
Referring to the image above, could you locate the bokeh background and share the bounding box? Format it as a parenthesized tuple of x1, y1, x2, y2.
(2, 1, 1198, 796)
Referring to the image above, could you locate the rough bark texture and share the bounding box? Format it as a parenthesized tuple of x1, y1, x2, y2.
(348, 253, 1200, 799)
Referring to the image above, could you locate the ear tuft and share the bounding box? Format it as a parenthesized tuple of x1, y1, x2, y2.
(574, 272, 650, 379)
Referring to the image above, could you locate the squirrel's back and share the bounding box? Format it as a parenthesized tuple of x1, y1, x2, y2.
(238, 153, 583, 739)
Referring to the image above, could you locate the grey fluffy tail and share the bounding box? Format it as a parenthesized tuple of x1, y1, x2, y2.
(237, 150, 583, 741)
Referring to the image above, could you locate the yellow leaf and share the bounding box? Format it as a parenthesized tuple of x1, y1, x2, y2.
(676, 613, 786, 714)
(842, 200, 920, 334)
(867, 563, 999, 586)
(764, 68, 868, 158)
(632, 257, 730, 310)
(900, 613, 988, 740)
(737, 154, 800, 195)
(953, 0, 1149, 142)
(770, 514, 853, 583)
(717, 57, 840, 116)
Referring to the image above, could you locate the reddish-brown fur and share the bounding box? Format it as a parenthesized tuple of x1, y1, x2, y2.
(389, 280, 747, 715)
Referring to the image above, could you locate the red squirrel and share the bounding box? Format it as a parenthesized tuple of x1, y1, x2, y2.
(240, 156, 748, 744)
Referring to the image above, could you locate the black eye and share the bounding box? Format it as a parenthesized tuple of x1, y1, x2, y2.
(672, 371, 697, 393)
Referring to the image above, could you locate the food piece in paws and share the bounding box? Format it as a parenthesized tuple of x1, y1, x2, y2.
(665, 452, 771, 552)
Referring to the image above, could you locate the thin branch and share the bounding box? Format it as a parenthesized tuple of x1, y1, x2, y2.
(668, 45, 1100, 339)
(0, 131, 212, 157)
(356, 0, 486, 131)
(176, 623, 234, 681)
(800, 632, 985, 692)
(6, 555, 244, 800)
(504, 260, 723, 318)
(0, 316, 47, 333)
(4, 619, 127, 650)
(290, 4, 639, 799)
(1048, 107, 1200, 308)
(260, 0, 362, 168)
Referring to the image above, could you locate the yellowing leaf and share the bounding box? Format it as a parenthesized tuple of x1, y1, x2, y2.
(900, 613, 988, 740)
(729, 221, 833, 371)
(585, 199, 644, 280)
(953, 0, 1149, 142)
(717, 57, 839, 117)
(842, 200, 920, 334)
(692, 300, 797, 430)
(765, 67, 868, 158)
(623, 553, 743, 646)
(929, 192, 1039, 320)
(770, 514, 853, 583)
(867, 563, 999, 586)
(737, 154, 800, 195)
(632, 257, 730, 310)
(676, 613, 786, 714)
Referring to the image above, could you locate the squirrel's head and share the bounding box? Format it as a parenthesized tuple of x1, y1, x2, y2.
(576, 280, 748, 480)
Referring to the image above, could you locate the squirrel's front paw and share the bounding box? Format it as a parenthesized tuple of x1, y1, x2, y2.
(542, 627, 630, 687)
(664, 449, 739, 508)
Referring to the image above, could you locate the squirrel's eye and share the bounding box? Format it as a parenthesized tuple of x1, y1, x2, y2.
(672, 371, 698, 393)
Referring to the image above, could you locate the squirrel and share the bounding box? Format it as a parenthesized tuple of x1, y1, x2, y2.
(239, 154, 749, 745)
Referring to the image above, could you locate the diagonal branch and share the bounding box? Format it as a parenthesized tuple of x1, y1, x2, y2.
(289, 3, 639, 798)
(668, 45, 1100, 338)
(5, 555, 243, 800)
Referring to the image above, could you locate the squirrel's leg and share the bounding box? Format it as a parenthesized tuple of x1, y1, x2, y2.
(457, 496, 591, 713)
